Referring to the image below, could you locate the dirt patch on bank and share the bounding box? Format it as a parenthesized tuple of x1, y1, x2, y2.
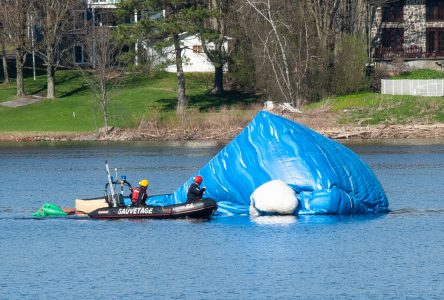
(289, 106, 341, 130)
(1, 110, 444, 142)
(277, 107, 444, 139)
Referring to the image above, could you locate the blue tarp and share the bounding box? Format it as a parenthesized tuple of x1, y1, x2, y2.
(148, 111, 389, 215)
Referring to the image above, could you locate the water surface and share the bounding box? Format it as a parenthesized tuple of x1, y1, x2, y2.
(0, 140, 443, 299)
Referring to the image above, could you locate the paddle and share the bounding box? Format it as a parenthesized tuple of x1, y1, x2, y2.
(105, 160, 117, 207)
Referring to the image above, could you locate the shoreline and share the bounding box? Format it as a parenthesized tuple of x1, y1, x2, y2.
(1, 123, 444, 142)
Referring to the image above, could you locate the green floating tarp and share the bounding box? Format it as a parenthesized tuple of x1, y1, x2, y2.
(32, 202, 67, 217)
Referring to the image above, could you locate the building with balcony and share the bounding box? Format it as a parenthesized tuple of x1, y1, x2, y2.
(372, 0, 444, 70)
(70, 0, 120, 65)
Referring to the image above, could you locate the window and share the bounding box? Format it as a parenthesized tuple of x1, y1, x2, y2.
(96, 11, 116, 26)
(74, 45, 84, 64)
(192, 45, 203, 53)
(72, 10, 87, 31)
(382, 0, 405, 22)
(74, 45, 89, 64)
(381, 28, 404, 49)
(427, 0, 444, 21)
(427, 28, 444, 52)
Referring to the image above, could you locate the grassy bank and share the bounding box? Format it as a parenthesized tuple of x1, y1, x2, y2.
(1, 68, 443, 134)
(306, 92, 444, 126)
(303, 69, 444, 126)
(391, 69, 444, 79)
(0, 70, 259, 132)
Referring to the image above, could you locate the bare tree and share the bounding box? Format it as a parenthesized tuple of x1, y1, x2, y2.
(31, 0, 83, 99)
(0, 0, 31, 96)
(239, 0, 312, 107)
(339, 0, 368, 35)
(304, 0, 373, 95)
(0, 26, 10, 84)
(78, 25, 122, 133)
(305, 0, 341, 52)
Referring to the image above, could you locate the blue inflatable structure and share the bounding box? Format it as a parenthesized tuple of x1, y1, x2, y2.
(148, 111, 389, 215)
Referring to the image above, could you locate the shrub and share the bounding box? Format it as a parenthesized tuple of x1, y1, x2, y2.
(332, 35, 368, 95)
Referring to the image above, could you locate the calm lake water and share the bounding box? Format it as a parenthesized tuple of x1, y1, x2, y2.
(0, 140, 443, 299)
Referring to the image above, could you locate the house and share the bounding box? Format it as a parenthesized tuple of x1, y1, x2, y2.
(163, 33, 228, 73)
(71, 0, 122, 64)
(372, 0, 444, 70)
(72, 0, 222, 73)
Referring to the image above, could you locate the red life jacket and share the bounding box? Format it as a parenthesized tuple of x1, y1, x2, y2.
(131, 187, 147, 204)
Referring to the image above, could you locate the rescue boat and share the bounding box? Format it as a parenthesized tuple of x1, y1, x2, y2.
(88, 198, 218, 219)
(32, 198, 218, 220)
(32, 161, 218, 220)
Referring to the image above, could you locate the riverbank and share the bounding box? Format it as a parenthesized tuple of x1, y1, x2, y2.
(2, 70, 444, 140)
(1, 112, 443, 142)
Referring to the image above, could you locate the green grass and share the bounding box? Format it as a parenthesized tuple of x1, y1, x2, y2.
(0, 66, 48, 102)
(391, 69, 444, 79)
(309, 91, 444, 125)
(0, 69, 259, 132)
(3, 66, 442, 133)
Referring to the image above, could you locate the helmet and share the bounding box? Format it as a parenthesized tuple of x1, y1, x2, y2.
(139, 179, 149, 188)
(193, 175, 203, 184)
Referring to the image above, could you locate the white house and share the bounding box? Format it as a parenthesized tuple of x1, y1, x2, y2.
(75, 1, 227, 73)
(162, 33, 228, 73)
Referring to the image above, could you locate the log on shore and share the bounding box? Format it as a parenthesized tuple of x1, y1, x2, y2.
(319, 124, 444, 139)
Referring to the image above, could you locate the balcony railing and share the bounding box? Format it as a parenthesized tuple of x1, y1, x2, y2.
(374, 46, 444, 60)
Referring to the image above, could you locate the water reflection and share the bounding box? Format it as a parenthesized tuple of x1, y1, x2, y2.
(296, 213, 388, 224)
(251, 215, 297, 225)
(389, 208, 444, 216)
(341, 138, 444, 147)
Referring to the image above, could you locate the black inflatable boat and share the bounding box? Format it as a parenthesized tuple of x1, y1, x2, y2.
(88, 198, 218, 219)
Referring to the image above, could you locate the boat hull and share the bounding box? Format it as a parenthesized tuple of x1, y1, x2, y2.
(88, 198, 218, 219)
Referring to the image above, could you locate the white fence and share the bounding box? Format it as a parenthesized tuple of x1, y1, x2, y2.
(381, 79, 444, 96)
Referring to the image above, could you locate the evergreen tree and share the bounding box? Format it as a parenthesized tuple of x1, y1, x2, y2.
(117, 0, 207, 116)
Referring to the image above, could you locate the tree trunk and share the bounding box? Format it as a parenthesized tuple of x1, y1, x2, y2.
(47, 64, 56, 99)
(103, 99, 109, 134)
(203, 0, 227, 96)
(15, 48, 26, 96)
(176, 61, 186, 116)
(101, 78, 109, 134)
(213, 65, 224, 95)
(103, 111, 109, 134)
(174, 34, 186, 117)
(1, 40, 10, 84)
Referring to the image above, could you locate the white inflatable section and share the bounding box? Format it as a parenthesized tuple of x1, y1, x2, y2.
(250, 180, 298, 215)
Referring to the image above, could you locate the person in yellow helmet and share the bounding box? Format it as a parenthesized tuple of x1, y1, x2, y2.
(130, 179, 149, 206)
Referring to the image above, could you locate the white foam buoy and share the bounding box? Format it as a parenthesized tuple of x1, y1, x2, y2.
(250, 180, 298, 215)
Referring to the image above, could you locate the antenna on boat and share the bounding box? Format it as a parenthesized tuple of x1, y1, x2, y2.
(105, 160, 117, 207)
